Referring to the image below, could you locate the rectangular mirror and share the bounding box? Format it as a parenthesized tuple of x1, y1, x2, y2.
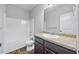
(44, 4, 76, 36)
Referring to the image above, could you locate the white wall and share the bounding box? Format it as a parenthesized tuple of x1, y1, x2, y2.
(45, 5, 75, 34)
(6, 5, 29, 20)
(0, 5, 6, 53)
(30, 19, 34, 35)
(77, 5, 79, 53)
(30, 4, 48, 34)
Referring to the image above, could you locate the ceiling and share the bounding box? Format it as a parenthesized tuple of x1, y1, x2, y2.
(11, 4, 37, 11)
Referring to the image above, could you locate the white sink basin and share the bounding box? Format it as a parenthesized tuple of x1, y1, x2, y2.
(42, 34, 60, 39)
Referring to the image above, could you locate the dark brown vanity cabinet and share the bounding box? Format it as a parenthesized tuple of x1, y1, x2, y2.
(34, 36, 76, 54)
(34, 36, 55, 54)
(45, 41, 76, 54)
(34, 36, 44, 54)
(45, 48, 55, 54)
(35, 41, 43, 54)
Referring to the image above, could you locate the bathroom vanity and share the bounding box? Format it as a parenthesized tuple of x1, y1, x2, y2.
(34, 33, 77, 54)
(36, 4, 77, 54)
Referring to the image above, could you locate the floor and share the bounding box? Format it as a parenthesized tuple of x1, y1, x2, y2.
(8, 47, 34, 54)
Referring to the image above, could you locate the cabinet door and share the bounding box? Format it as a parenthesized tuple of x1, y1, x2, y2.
(35, 36, 44, 45)
(45, 48, 55, 54)
(34, 41, 43, 54)
(45, 41, 76, 54)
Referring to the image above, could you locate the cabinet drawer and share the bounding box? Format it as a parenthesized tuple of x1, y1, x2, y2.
(45, 41, 76, 54)
(45, 48, 55, 54)
(35, 41, 43, 54)
(35, 36, 43, 45)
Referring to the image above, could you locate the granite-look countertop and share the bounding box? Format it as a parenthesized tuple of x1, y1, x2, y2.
(35, 33, 77, 51)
